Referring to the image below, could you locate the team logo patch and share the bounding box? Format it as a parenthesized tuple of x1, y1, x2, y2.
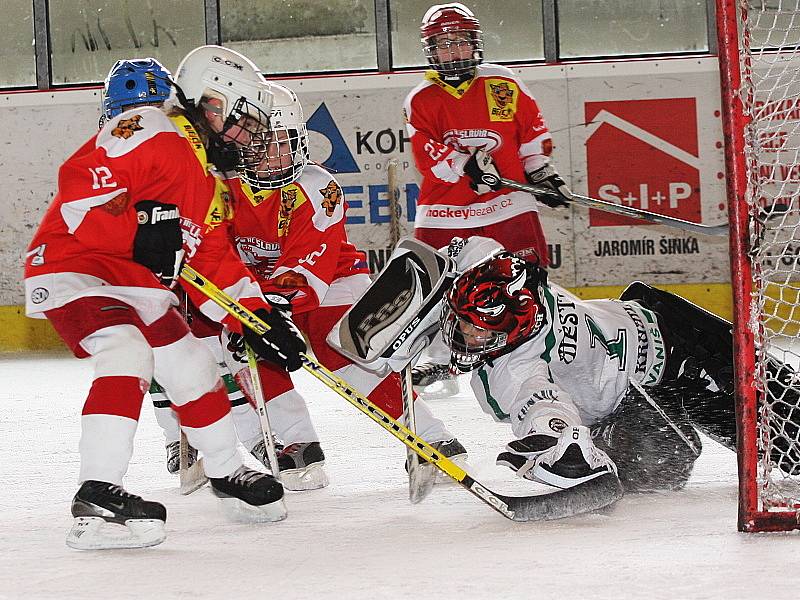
(485, 80, 518, 122)
(111, 115, 144, 139)
(30, 287, 49, 304)
(319, 180, 343, 217)
(548, 418, 568, 433)
(278, 188, 298, 236)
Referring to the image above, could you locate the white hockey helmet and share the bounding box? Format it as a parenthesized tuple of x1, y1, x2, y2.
(174, 45, 273, 131)
(239, 82, 310, 190)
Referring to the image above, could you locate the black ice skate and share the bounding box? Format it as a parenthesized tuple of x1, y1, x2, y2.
(407, 437, 469, 499)
(411, 363, 459, 398)
(166, 439, 198, 474)
(276, 442, 329, 491)
(210, 466, 287, 522)
(66, 480, 167, 550)
(249, 437, 284, 469)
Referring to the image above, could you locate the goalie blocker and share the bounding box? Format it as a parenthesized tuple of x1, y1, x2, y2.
(328, 238, 456, 376)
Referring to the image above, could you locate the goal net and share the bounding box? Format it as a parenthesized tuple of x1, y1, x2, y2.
(717, 0, 800, 532)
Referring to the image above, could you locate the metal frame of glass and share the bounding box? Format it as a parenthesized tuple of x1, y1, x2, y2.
(7, 0, 719, 90)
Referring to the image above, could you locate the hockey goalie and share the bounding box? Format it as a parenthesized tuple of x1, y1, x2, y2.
(331, 236, 800, 509)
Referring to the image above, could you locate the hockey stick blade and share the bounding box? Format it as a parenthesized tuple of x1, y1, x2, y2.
(500, 178, 729, 237)
(181, 265, 617, 521)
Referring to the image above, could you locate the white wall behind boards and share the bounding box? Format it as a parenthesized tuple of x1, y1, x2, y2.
(0, 57, 731, 306)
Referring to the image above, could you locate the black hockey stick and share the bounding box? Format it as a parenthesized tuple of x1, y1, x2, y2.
(181, 265, 622, 521)
(500, 178, 730, 237)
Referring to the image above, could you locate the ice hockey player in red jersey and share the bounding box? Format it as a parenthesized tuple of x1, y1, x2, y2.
(24, 45, 307, 550)
(222, 83, 465, 488)
(404, 3, 573, 391)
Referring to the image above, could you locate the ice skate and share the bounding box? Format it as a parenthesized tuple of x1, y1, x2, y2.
(166, 439, 198, 474)
(407, 437, 468, 495)
(210, 466, 287, 522)
(276, 442, 329, 491)
(249, 437, 284, 470)
(412, 363, 459, 399)
(66, 481, 167, 550)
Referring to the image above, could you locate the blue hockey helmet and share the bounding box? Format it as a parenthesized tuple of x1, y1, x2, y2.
(102, 58, 172, 120)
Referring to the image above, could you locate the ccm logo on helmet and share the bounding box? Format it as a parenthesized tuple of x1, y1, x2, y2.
(138, 206, 179, 225)
(212, 55, 244, 71)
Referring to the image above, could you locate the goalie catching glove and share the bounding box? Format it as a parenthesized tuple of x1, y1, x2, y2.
(525, 164, 572, 208)
(229, 294, 307, 372)
(463, 148, 503, 194)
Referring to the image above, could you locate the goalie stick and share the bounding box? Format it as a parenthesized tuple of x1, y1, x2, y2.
(499, 177, 729, 237)
(180, 264, 623, 522)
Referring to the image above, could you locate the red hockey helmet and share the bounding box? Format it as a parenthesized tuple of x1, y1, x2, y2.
(441, 252, 546, 372)
(421, 3, 483, 78)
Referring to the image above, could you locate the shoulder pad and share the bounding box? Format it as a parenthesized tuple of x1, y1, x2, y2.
(97, 107, 179, 159)
(476, 63, 516, 80)
(297, 167, 345, 230)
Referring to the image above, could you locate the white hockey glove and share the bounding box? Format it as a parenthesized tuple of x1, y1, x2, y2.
(525, 164, 572, 208)
(463, 148, 503, 194)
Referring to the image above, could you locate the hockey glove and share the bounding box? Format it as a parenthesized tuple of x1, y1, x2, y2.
(133, 201, 184, 288)
(463, 148, 503, 194)
(241, 295, 307, 372)
(525, 164, 572, 208)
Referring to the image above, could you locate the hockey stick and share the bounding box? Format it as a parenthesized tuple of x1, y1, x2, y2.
(181, 265, 623, 521)
(245, 343, 282, 481)
(499, 178, 730, 237)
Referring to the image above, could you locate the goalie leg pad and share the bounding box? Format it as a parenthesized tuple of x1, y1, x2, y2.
(592, 381, 702, 492)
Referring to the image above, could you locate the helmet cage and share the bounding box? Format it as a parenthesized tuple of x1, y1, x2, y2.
(441, 303, 506, 372)
(221, 96, 274, 175)
(421, 4, 484, 78)
(239, 122, 309, 189)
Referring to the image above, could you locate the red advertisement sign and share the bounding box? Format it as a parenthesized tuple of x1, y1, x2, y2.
(585, 98, 701, 227)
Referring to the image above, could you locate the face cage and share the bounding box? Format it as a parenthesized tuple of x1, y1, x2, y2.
(221, 96, 273, 175)
(423, 34, 484, 78)
(239, 124, 310, 190)
(440, 302, 508, 372)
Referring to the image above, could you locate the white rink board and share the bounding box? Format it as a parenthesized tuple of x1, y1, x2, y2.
(1, 352, 799, 600)
(1, 55, 786, 304)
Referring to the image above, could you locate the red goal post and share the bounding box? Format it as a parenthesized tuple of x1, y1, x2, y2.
(717, 0, 800, 532)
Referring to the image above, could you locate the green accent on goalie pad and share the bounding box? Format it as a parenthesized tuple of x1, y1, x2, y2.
(221, 373, 241, 395)
(149, 379, 165, 394)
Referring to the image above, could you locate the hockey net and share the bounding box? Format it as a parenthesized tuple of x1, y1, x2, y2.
(717, 0, 800, 531)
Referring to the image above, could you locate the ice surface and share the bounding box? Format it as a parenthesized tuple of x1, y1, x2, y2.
(1, 352, 798, 600)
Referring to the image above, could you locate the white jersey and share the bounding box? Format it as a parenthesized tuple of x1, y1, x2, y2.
(469, 283, 666, 437)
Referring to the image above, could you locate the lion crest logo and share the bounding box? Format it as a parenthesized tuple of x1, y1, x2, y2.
(278, 188, 297, 235)
(319, 181, 342, 217)
(111, 115, 144, 139)
(489, 82, 514, 108)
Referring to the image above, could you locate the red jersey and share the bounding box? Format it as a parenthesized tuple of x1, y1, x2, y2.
(24, 107, 267, 329)
(404, 63, 553, 229)
(229, 164, 369, 315)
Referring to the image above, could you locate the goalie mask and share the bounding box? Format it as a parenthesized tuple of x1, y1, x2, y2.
(421, 3, 484, 79)
(441, 252, 546, 372)
(174, 45, 274, 173)
(239, 83, 309, 190)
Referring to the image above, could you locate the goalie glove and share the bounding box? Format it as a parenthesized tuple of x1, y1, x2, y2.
(133, 201, 184, 288)
(235, 294, 307, 372)
(463, 148, 503, 194)
(525, 164, 572, 208)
